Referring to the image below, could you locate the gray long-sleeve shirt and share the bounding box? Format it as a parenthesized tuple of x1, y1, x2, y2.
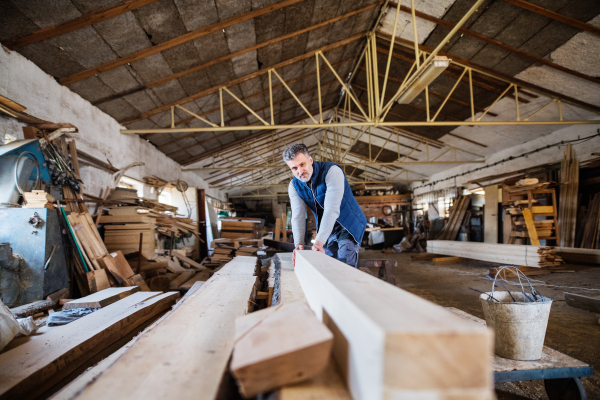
(288, 165, 345, 246)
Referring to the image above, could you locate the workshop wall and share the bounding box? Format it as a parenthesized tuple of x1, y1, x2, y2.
(413, 121, 600, 196)
(0, 46, 224, 201)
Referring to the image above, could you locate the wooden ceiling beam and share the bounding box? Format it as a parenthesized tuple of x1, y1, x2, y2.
(59, 0, 305, 86)
(2, 0, 160, 50)
(503, 0, 600, 37)
(119, 32, 366, 125)
(388, 2, 600, 85)
(92, 3, 380, 106)
(377, 32, 600, 114)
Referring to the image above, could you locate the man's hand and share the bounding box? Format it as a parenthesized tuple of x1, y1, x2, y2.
(292, 244, 304, 267)
(311, 240, 326, 254)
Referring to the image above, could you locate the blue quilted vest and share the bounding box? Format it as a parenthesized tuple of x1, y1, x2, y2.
(291, 161, 367, 244)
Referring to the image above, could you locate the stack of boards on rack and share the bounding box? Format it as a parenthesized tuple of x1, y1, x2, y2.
(206, 238, 264, 267)
(219, 217, 261, 239)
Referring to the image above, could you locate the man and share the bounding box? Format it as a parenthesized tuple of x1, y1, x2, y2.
(283, 143, 367, 267)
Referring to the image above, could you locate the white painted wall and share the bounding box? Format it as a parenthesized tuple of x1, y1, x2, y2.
(413, 120, 600, 196)
(0, 46, 224, 202)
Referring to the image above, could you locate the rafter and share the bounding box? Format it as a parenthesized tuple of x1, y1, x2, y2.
(503, 0, 600, 37)
(119, 33, 365, 125)
(2, 0, 160, 50)
(58, 0, 305, 86)
(388, 2, 600, 85)
(91, 3, 380, 106)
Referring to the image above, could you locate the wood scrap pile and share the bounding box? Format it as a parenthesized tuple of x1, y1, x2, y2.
(435, 195, 471, 240)
(23, 190, 55, 208)
(428, 240, 565, 270)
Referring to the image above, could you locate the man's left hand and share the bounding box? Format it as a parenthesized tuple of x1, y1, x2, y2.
(312, 240, 326, 254)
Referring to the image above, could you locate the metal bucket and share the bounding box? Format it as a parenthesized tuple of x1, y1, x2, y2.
(480, 267, 552, 361)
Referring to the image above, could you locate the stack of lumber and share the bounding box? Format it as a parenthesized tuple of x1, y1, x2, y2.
(55, 256, 259, 400)
(101, 207, 156, 257)
(0, 289, 179, 400)
(436, 196, 471, 240)
(555, 247, 600, 266)
(294, 251, 494, 399)
(23, 190, 55, 208)
(428, 240, 564, 269)
(211, 246, 234, 264)
(558, 144, 579, 247)
(219, 217, 261, 239)
(236, 246, 258, 256)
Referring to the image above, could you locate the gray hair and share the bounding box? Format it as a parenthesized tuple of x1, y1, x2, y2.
(282, 143, 310, 162)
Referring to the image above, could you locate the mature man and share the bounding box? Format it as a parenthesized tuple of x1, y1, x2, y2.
(283, 143, 367, 267)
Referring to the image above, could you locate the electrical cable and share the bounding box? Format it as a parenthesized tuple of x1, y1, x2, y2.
(414, 129, 600, 190)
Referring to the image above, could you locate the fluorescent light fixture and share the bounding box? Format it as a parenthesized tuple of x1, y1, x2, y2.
(397, 56, 450, 104)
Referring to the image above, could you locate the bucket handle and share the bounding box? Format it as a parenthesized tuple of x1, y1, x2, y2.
(489, 266, 540, 303)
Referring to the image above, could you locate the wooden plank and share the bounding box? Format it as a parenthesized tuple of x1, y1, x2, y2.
(173, 252, 207, 270)
(50, 281, 206, 400)
(63, 287, 140, 310)
(124, 274, 150, 291)
(169, 271, 195, 290)
(555, 247, 600, 265)
(0, 291, 178, 400)
(564, 292, 600, 313)
(432, 256, 464, 266)
(281, 213, 287, 242)
(70, 257, 258, 400)
(522, 208, 540, 246)
(10, 300, 55, 318)
(85, 269, 110, 293)
(98, 215, 155, 223)
(104, 224, 155, 230)
(231, 300, 333, 397)
(98, 251, 135, 283)
(484, 185, 498, 243)
(294, 251, 494, 400)
(274, 218, 281, 242)
(178, 272, 207, 291)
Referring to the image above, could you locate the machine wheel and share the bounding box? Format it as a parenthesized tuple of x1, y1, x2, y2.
(544, 378, 587, 400)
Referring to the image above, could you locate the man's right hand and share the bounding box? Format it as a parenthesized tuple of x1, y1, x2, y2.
(292, 244, 304, 267)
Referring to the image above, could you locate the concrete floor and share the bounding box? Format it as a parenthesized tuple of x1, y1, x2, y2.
(359, 249, 600, 400)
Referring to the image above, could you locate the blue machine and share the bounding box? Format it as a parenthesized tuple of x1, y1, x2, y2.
(0, 140, 69, 307)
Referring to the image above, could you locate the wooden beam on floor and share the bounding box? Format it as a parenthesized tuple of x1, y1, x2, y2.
(432, 256, 464, 265)
(294, 251, 494, 399)
(59, 0, 305, 86)
(68, 257, 259, 400)
(564, 292, 600, 313)
(2, 0, 160, 50)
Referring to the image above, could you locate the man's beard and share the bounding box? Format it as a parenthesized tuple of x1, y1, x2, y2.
(298, 169, 312, 182)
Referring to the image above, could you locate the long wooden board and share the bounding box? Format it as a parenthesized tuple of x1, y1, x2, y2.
(70, 257, 258, 400)
(428, 240, 547, 267)
(294, 251, 494, 400)
(63, 287, 140, 310)
(0, 291, 178, 400)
